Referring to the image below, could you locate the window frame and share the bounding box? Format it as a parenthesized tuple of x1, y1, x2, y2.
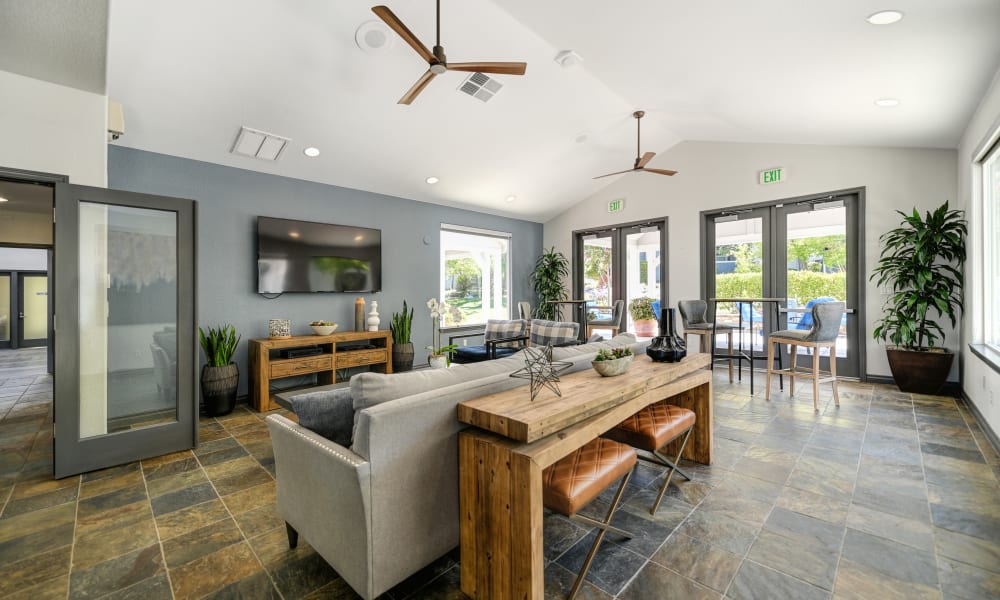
(439, 223, 512, 329)
(982, 136, 1000, 351)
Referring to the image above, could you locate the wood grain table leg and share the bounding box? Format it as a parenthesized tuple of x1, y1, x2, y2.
(664, 378, 713, 464)
(460, 432, 544, 599)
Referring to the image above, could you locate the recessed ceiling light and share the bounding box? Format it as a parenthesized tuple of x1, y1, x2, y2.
(303, 147, 320, 157)
(874, 98, 900, 107)
(505, 195, 517, 203)
(354, 235, 364, 242)
(0, 197, 8, 203)
(289, 231, 300, 238)
(425, 176, 439, 184)
(867, 10, 903, 25)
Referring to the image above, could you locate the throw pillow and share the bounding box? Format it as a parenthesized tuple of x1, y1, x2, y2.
(530, 319, 579, 347)
(291, 387, 354, 447)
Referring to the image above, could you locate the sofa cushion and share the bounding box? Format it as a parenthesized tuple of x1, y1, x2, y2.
(291, 387, 354, 447)
(551, 333, 637, 361)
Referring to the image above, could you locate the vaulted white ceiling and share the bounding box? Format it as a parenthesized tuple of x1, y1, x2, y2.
(97, 1, 1000, 221)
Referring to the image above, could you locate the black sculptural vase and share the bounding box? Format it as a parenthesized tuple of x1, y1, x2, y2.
(646, 307, 687, 363)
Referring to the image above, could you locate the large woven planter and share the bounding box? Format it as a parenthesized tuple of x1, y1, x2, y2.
(201, 363, 239, 416)
(886, 347, 953, 394)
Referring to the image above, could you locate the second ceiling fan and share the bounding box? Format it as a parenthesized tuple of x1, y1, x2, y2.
(372, 1, 527, 105)
(594, 111, 678, 179)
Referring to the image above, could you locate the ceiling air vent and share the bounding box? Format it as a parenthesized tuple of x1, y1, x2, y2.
(458, 72, 503, 102)
(231, 126, 290, 161)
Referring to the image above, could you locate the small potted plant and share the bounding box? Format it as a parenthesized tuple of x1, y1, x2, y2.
(591, 346, 634, 377)
(390, 300, 415, 372)
(199, 324, 241, 416)
(628, 297, 658, 337)
(426, 298, 458, 368)
(870, 201, 966, 393)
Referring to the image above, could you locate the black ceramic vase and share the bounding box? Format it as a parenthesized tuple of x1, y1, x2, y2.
(646, 308, 687, 363)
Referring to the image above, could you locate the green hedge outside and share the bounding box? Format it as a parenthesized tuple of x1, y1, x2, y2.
(715, 271, 846, 307)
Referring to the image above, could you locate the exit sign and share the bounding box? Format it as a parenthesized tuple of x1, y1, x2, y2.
(759, 167, 786, 185)
(607, 198, 625, 213)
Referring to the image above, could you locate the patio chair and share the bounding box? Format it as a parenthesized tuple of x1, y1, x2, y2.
(586, 299, 625, 338)
(450, 319, 528, 364)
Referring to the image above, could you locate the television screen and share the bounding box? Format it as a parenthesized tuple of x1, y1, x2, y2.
(257, 216, 382, 293)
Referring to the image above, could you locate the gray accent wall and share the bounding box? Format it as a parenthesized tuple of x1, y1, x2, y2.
(108, 146, 543, 395)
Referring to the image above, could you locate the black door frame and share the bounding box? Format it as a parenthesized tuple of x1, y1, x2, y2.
(700, 187, 866, 380)
(572, 217, 669, 324)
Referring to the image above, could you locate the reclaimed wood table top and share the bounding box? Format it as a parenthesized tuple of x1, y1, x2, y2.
(457, 353, 710, 443)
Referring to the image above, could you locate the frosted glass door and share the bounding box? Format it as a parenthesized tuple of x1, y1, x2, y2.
(0, 274, 9, 345)
(19, 274, 48, 344)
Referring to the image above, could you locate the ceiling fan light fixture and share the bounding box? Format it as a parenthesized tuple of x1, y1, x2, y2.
(866, 10, 903, 25)
(425, 176, 439, 184)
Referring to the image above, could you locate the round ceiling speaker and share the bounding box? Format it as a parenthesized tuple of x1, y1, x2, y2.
(355, 20, 393, 53)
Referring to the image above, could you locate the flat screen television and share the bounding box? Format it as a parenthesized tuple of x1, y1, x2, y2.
(257, 216, 382, 293)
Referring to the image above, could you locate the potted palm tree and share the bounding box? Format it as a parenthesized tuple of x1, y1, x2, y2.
(390, 300, 415, 372)
(199, 324, 241, 416)
(870, 201, 966, 393)
(628, 296, 658, 337)
(530, 247, 569, 320)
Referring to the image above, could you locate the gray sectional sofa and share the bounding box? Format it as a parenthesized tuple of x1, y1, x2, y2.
(265, 334, 646, 599)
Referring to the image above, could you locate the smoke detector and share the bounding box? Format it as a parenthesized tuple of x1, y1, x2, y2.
(458, 72, 503, 102)
(231, 126, 290, 161)
(554, 50, 583, 68)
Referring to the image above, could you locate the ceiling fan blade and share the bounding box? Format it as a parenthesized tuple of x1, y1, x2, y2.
(398, 70, 437, 105)
(372, 5, 433, 63)
(636, 151, 656, 168)
(447, 62, 527, 75)
(593, 168, 637, 180)
(642, 168, 678, 176)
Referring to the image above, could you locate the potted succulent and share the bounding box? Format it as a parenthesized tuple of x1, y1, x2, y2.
(199, 324, 241, 416)
(390, 300, 415, 372)
(628, 297, 658, 337)
(530, 247, 569, 320)
(591, 346, 634, 377)
(870, 201, 966, 394)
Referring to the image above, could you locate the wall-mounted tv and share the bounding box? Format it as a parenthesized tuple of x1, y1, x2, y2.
(257, 216, 382, 293)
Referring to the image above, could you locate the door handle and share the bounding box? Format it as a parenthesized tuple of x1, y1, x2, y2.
(18, 312, 24, 319)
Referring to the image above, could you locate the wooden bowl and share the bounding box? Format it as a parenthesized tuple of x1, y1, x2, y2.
(310, 324, 338, 335)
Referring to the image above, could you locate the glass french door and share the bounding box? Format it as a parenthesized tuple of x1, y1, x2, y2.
(0, 273, 10, 348)
(704, 192, 863, 379)
(54, 183, 197, 478)
(17, 273, 48, 347)
(575, 219, 667, 336)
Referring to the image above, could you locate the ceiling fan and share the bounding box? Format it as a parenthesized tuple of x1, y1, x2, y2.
(371, 1, 527, 105)
(594, 111, 678, 179)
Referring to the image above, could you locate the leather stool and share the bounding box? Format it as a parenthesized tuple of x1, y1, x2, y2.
(543, 438, 637, 600)
(604, 402, 695, 514)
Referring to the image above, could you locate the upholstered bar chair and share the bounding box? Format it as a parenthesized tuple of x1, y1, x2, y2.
(517, 300, 532, 320)
(543, 438, 636, 599)
(586, 299, 625, 338)
(765, 301, 846, 411)
(677, 299, 735, 382)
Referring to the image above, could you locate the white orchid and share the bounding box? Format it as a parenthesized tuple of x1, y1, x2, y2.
(426, 296, 457, 361)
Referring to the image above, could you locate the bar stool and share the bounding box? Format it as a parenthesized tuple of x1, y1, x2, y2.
(603, 402, 696, 514)
(765, 301, 846, 411)
(543, 438, 637, 600)
(678, 299, 735, 382)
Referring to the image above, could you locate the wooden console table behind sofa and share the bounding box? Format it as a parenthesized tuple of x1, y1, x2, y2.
(457, 353, 712, 600)
(248, 331, 392, 412)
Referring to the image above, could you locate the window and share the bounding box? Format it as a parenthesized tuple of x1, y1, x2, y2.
(440, 224, 510, 327)
(983, 139, 1000, 349)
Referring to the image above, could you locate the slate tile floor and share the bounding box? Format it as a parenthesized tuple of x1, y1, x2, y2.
(1, 346, 999, 598)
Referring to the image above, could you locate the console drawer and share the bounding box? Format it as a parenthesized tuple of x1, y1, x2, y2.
(270, 355, 333, 378)
(336, 349, 387, 369)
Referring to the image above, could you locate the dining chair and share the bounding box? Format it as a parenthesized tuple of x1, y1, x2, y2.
(586, 299, 625, 338)
(765, 301, 846, 411)
(678, 299, 736, 382)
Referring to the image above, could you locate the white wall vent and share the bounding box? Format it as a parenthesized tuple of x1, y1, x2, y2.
(231, 126, 290, 161)
(458, 72, 503, 102)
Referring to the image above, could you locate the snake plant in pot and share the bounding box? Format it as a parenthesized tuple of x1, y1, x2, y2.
(199, 324, 241, 416)
(870, 201, 966, 393)
(390, 300, 415, 372)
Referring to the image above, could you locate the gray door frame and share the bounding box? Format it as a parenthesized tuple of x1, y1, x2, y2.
(700, 187, 866, 380)
(54, 182, 198, 478)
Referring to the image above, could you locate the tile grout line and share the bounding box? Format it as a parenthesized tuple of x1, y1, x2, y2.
(195, 412, 286, 600)
(138, 458, 179, 600)
(65, 473, 83, 600)
(952, 395, 1000, 484)
(910, 392, 946, 597)
(828, 383, 873, 598)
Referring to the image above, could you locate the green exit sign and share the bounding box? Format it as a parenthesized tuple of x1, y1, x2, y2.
(759, 167, 785, 185)
(607, 198, 625, 213)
